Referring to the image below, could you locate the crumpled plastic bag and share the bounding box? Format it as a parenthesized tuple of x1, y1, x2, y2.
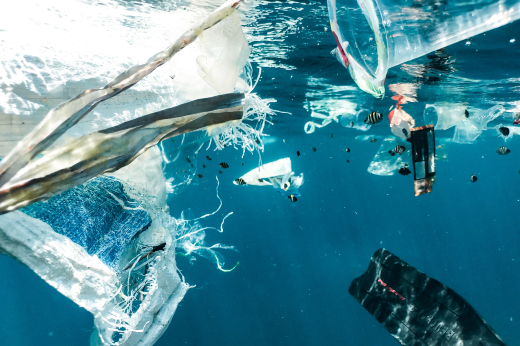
(233, 158, 304, 197)
(367, 138, 411, 176)
(389, 107, 415, 140)
(453, 105, 504, 144)
(423, 103, 467, 130)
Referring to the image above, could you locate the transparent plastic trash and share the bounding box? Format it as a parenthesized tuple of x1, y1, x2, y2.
(453, 105, 504, 143)
(340, 109, 371, 131)
(367, 137, 411, 176)
(424, 103, 467, 131)
(327, 0, 520, 98)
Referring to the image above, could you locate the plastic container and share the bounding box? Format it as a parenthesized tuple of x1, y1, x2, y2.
(328, 0, 520, 98)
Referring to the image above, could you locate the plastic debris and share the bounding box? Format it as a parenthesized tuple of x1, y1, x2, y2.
(423, 103, 467, 130)
(411, 125, 436, 196)
(233, 158, 304, 199)
(453, 105, 504, 144)
(367, 137, 411, 176)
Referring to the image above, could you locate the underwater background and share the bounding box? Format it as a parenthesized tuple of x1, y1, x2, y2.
(1, 0, 520, 345)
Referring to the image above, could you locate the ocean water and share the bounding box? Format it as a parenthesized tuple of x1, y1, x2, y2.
(1, 0, 520, 345)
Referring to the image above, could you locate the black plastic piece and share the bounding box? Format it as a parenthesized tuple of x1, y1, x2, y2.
(349, 248, 506, 346)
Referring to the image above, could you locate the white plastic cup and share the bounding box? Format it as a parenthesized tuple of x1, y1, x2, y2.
(328, 0, 520, 98)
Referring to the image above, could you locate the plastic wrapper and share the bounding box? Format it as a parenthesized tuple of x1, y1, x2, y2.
(233, 158, 304, 198)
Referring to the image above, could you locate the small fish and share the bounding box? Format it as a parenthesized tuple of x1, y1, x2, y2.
(206, 156, 212, 161)
(242, 162, 244, 166)
(465, 109, 469, 118)
(219, 171, 223, 174)
(197, 174, 203, 178)
(283, 183, 289, 190)
(346, 159, 350, 163)
(497, 147, 511, 155)
(370, 138, 377, 143)
(219, 162, 229, 169)
(350, 121, 354, 128)
(393, 145, 406, 155)
(402, 129, 409, 138)
(234, 178, 246, 185)
(186, 158, 191, 163)
(258, 178, 264, 183)
(203, 164, 206, 168)
(398, 167, 411, 176)
(364, 111, 383, 125)
(470, 175, 477, 182)
(297, 151, 300, 157)
(255, 138, 261, 144)
(312, 147, 317, 152)
(388, 150, 396, 156)
(346, 148, 350, 153)
(288, 194, 297, 202)
(331, 133, 333, 138)
(499, 127, 510, 136)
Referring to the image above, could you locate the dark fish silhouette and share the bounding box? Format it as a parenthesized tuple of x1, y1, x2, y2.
(312, 147, 317, 152)
(388, 151, 396, 157)
(297, 151, 300, 157)
(364, 111, 383, 125)
(219, 171, 223, 174)
(499, 127, 510, 136)
(465, 109, 469, 118)
(219, 163, 229, 169)
(206, 156, 212, 160)
(370, 138, 377, 143)
(331, 133, 334, 138)
(258, 178, 264, 182)
(470, 175, 477, 182)
(393, 145, 406, 155)
(288, 194, 297, 202)
(497, 147, 510, 155)
(203, 164, 206, 168)
(197, 174, 203, 178)
(398, 167, 411, 176)
(242, 162, 244, 166)
(346, 160, 350, 163)
(346, 148, 350, 153)
(234, 178, 246, 185)
(350, 121, 354, 128)
(186, 158, 191, 163)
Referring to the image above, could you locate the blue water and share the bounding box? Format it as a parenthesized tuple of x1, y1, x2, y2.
(1, 0, 520, 345)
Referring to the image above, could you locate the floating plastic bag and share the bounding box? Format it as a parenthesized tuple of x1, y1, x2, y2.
(197, 12, 251, 94)
(327, 0, 520, 98)
(453, 105, 504, 144)
(424, 103, 467, 130)
(340, 109, 371, 131)
(233, 158, 304, 198)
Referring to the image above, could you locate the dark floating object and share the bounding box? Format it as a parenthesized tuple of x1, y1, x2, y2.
(186, 158, 191, 163)
(402, 128, 408, 138)
(350, 121, 354, 128)
(206, 156, 212, 160)
(242, 162, 244, 166)
(349, 248, 506, 346)
(496, 146, 510, 155)
(258, 178, 264, 182)
(197, 174, 203, 178)
(370, 138, 377, 143)
(219, 162, 229, 168)
(234, 178, 246, 185)
(388, 150, 396, 156)
(499, 127, 510, 136)
(312, 147, 317, 152)
(364, 111, 383, 125)
(202, 164, 206, 168)
(288, 194, 297, 202)
(346, 160, 350, 163)
(297, 151, 300, 157)
(346, 148, 350, 153)
(218, 171, 222, 174)
(470, 175, 477, 182)
(331, 133, 333, 138)
(398, 167, 411, 176)
(465, 109, 469, 118)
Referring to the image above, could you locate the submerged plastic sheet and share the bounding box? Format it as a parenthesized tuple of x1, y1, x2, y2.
(367, 138, 411, 176)
(350, 248, 506, 346)
(424, 103, 467, 130)
(234, 158, 304, 197)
